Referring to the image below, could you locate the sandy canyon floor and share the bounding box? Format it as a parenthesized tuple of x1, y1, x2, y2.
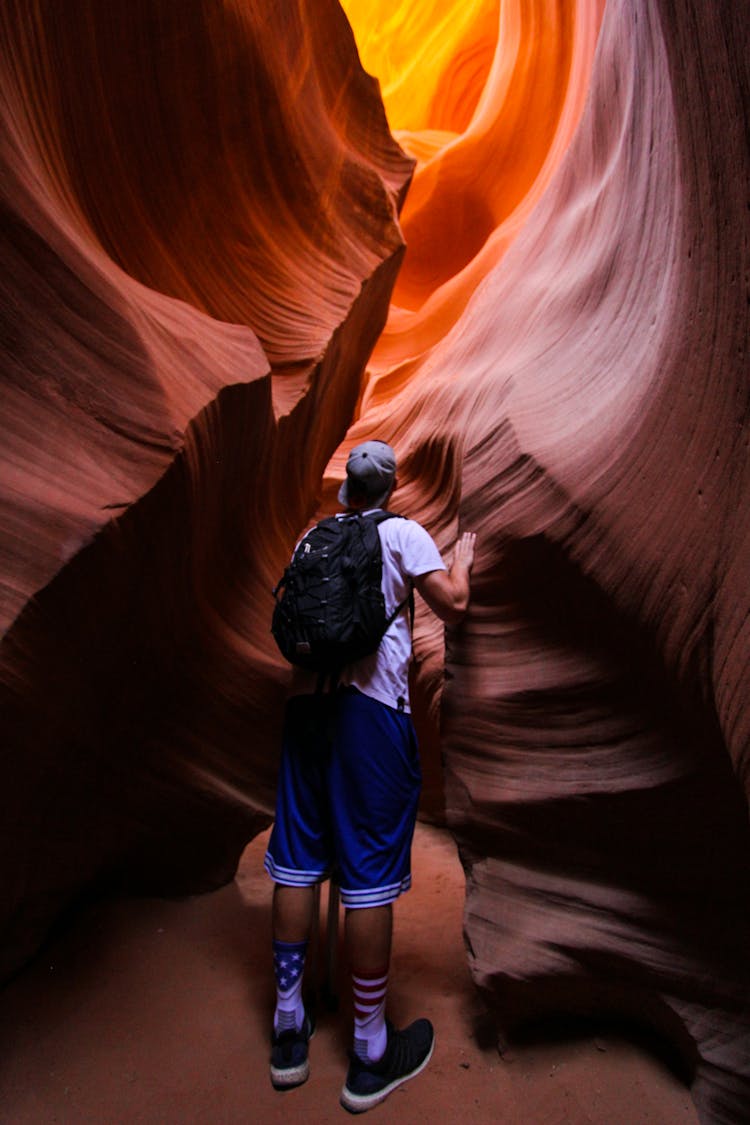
(0, 824, 698, 1123)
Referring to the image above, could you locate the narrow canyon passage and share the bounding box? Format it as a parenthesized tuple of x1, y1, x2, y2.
(1, 1, 748, 1121)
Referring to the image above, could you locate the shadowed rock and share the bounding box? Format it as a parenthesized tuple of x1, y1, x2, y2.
(0, 0, 411, 978)
(1, 1, 748, 1122)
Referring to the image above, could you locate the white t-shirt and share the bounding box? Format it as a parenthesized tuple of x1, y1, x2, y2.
(291, 510, 447, 712)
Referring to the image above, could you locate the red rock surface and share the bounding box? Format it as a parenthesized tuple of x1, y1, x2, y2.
(333, 4, 750, 1120)
(1, 3, 748, 1124)
(0, 0, 411, 974)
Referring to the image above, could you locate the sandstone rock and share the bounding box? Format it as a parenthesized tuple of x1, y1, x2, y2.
(338, 3, 750, 1122)
(1, 1, 748, 1122)
(0, 0, 411, 979)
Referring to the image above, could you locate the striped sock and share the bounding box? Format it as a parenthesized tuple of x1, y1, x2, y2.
(352, 967, 389, 1062)
(273, 939, 308, 1034)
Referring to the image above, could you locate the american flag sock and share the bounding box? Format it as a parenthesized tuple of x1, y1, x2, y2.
(352, 967, 389, 1062)
(273, 939, 308, 1034)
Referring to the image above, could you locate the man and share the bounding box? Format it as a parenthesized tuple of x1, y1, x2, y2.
(264, 439, 476, 1113)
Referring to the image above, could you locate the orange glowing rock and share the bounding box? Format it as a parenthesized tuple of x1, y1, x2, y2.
(342, 0, 605, 379)
(0, 0, 411, 977)
(2, 0, 750, 1119)
(334, 3, 750, 1119)
(341, 0, 497, 138)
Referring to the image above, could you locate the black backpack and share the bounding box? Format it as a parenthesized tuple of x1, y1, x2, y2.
(271, 511, 411, 674)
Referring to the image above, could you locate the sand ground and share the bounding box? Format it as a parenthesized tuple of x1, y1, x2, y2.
(0, 824, 698, 1123)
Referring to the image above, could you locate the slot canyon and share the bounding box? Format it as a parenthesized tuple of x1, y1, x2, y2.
(1, 1, 748, 1122)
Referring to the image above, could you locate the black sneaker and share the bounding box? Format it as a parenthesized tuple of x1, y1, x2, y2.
(270, 1010, 315, 1090)
(340, 1018, 435, 1113)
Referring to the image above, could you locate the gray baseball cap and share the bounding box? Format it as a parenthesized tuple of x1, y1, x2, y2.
(338, 440, 397, 508)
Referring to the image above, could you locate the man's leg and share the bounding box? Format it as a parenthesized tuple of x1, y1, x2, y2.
(264, 692, 331, 1089)
(341, 895, 434, 1113)
(346, 905, 392, 1063)
(271, 885, 315, 1035)
(332, 691, 434, 1112)
(273, 884, 316, 944)
(345, 903, 392, 968)
(267, 884, 317, 1089)
(264, 693, 332, 1088)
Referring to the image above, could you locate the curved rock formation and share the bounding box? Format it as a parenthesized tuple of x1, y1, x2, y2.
(341, 2, 750, 1122)
(0, 0, 412, 975)
(1, 1, 748, 1122)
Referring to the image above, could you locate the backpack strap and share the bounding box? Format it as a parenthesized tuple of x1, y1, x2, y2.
(332, 510, 414, 645)
(365, 509, 415, 636)
(383, 585, 414, 633)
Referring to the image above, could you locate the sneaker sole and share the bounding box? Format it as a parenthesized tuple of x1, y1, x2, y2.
(270, 1023, 315, 1090)
(339, 1034, 435, 1113)
(270, 1058, 310, 1089)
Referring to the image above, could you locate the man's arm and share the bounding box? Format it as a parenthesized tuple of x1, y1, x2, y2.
(414, 532, 476, 625)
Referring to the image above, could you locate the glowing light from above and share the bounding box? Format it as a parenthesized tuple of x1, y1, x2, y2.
(339, 0, 498, 144)
(338, 0, 604, 358)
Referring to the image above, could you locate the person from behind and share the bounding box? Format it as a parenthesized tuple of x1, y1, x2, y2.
(264, 439, 476, 1112)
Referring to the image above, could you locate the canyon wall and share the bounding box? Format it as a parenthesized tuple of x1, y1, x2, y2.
(1, 1, 748, 1121)
(0, 0, 412, 973)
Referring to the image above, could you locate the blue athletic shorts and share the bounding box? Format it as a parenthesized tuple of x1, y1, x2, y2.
(264, 687, 421, 909)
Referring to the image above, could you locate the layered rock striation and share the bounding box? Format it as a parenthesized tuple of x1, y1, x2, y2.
(339, 2, 750, 1122)
(1, 1, 749, 1122)
(0, 0, 412, 978)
